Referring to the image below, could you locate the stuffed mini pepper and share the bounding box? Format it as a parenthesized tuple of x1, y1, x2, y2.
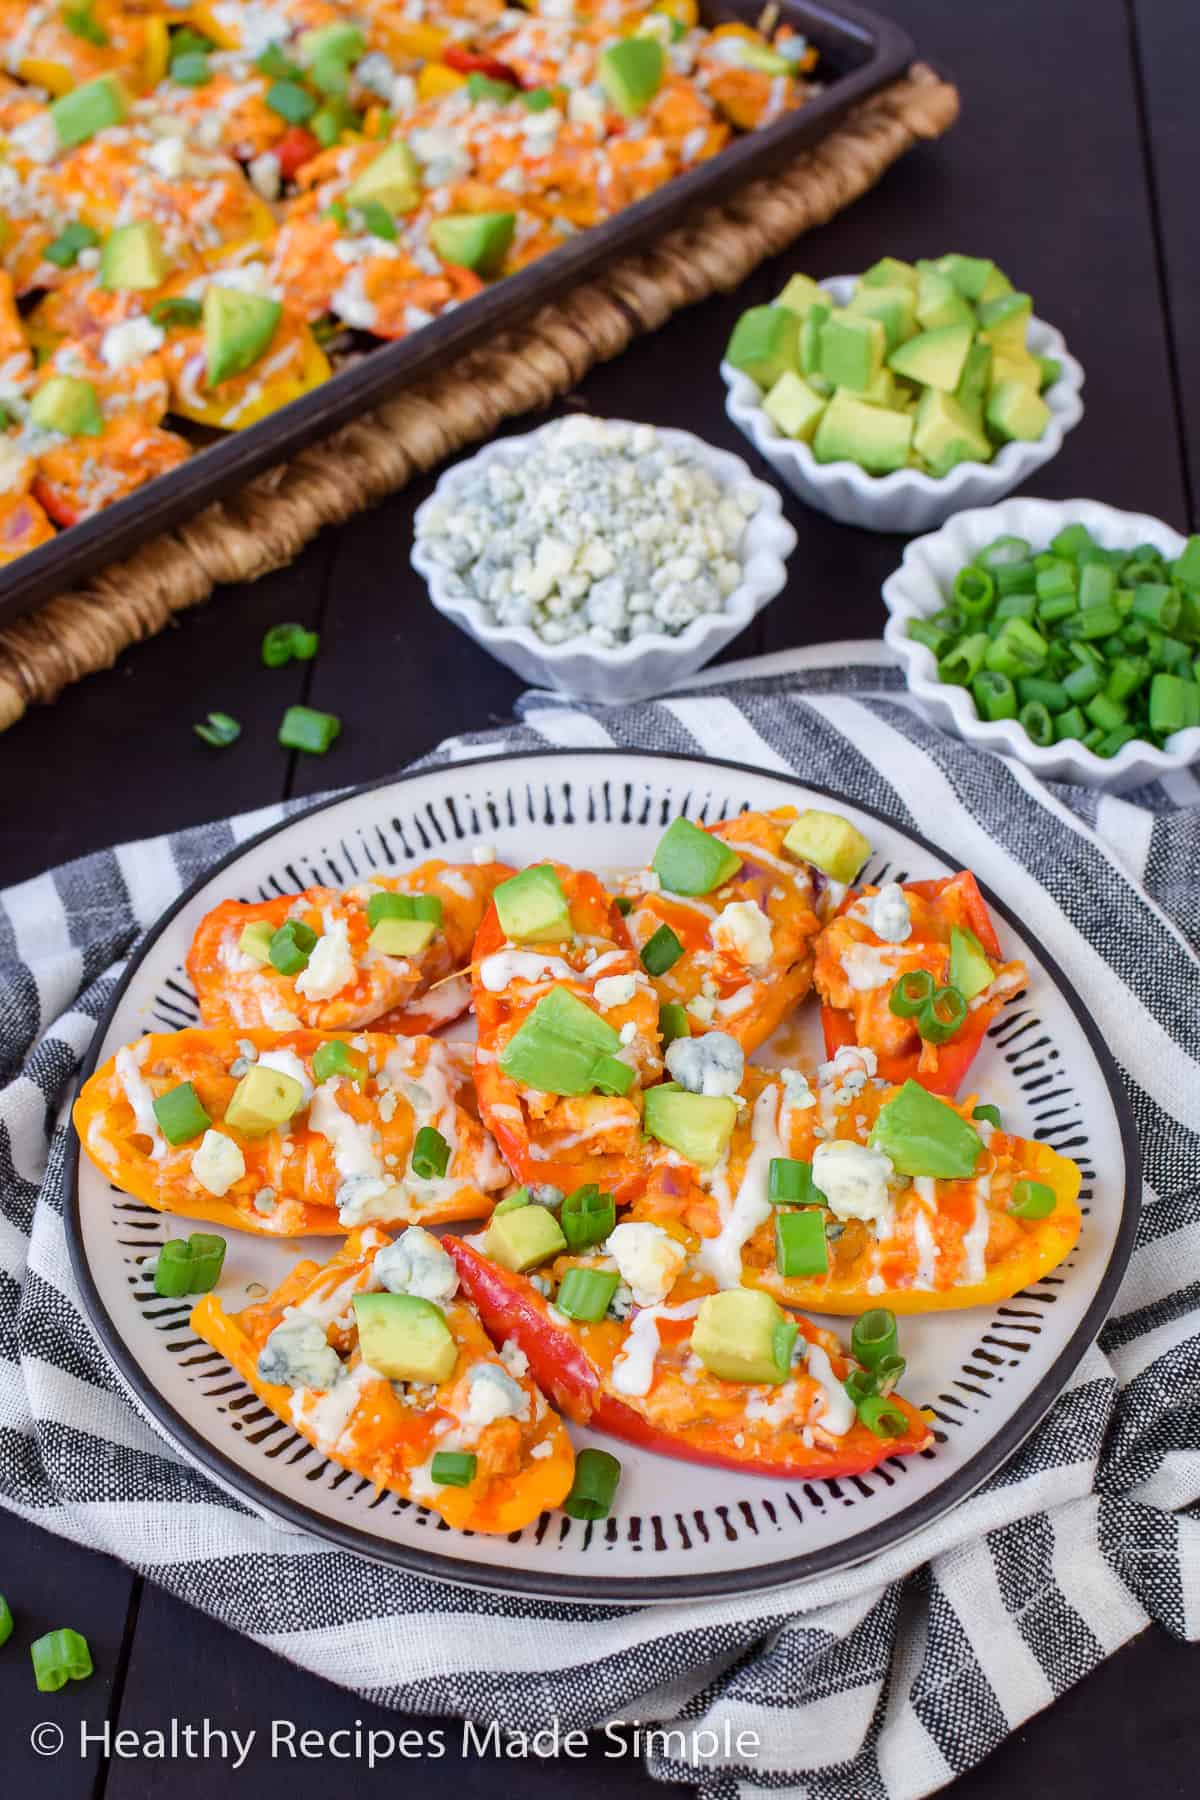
(815, 871, 1026, 1096)
(75, 1027, 508, 1236)
(615, 809, 832, 1054)
(630, 1042, 1080, 1314)
(188, 857, 513, 1037)
(447, 1206, 931, 1480)
(472, 862, 663, 1203)
(192, 1224, 574, 1533)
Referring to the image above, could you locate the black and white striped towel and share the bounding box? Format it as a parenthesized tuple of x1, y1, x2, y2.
(2, 643, 1198, 1798)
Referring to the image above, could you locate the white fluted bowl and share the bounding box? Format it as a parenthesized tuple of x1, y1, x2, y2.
(411, 419, 797, 703)
(883, 495, 1200, 793)
(722, 275, 1085, 534)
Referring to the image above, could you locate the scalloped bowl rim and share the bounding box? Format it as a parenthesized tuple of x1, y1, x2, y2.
(883, 496, 1200, 781)
(411, 417, 797, 670)
(720, 273, 1086, 496)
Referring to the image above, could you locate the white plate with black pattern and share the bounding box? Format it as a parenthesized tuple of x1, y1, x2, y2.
(66, 752, 1140, 1602)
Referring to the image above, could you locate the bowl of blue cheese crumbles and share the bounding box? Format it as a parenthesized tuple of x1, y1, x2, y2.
(412, 416, 797, 701)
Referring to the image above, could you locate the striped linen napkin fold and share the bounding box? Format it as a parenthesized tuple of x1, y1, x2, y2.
(1, 642, 1197, 1800)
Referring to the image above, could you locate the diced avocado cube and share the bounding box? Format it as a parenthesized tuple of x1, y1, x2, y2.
(978, 291, 1032, 355)
(799, 303, 829, 378)
(224, 1064, 306, 1135)
(990, 348, 1042, 391)
(934, 253, 995, 301)
(986, 379, 1051, 444)
(812, 389, 913, 474)
(817, 312, 885, 393)
(847, 282, 917, 351)
(204, 284, 282, 388)
(100, 220, 168, 293)
(494, 865, 572, 942)
(860, 255, 918, 294)
(888, 322, 974, 393)
(762, 370, 826, 442)
(782, 808, 871, 883)
(642, 1084, 737, 1168)
(915, 268, 974, 332)
(1036, 353, 1062, 391)
(369, 917, 437, 956)
(858, 366, 897, 409)
(870, 1079, 982, 1179)
(483, 1203, 567, 1272)
(597, 36, 664, 114)
(299, 21, 366, 66)
(979, 264, 1015, 303)
(238, 921, 275, 963)
(345, 141, 422, 215)
(913, 389, 991, 478)
(498, 987, 621, 1097)
(953, 338, 993, 427)
(352, 1292, 458, 1383)
(653, 816, 740, 895)
(50, 74, 127, 149)
(428, 211, 515, 276)
(948, 926, 994, 1001)
(774, 272, 826, 317)
(724, 305, 799, 392)
(29, 375, 103, 437)
(690, 1288, 797, 1384)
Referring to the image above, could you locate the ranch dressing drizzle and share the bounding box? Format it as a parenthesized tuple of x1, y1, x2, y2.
(804, 1342, 855, 1437)
(697, 1084, 785, 1290)
(116, 1041, 166, 1162)
(959, 1189, 992, 1284)
(911, 1177, 939, 1290)
(609, 1298, 705, 1398)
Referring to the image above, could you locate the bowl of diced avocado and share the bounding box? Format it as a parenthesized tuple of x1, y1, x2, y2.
(882, 495, 1200, 792)
(720, 256, 1084, 534)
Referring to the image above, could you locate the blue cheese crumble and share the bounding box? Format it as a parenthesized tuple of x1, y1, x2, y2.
(416, 416, 760, 647)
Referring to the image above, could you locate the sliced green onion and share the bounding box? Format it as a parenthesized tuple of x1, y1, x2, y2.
(560, 1184, 615, 1252)
(907, 617, 951, 658)
(563, 1446, 621, 1520)
(851, 1309, 898, 1370)
(268, 919, 317, 976)
(984, 618, 1048, 678)
(62, 1, 108, 45)
(889, 968, 934, 1019)
(256, 42, 300, 77)
(978, 535, 1031, 570)
(411, 1126, 451, 1180)
(43, 220, 100, 268)
(1053, 705, 1088, 742)
(493, 1188, 530, 1216)
(556, 1266, 620, 1322)
(194, 711, 241, 748)
(1016, 676, 1069, 713)
(170, 50, 211, 84)
(1018, 699, 1054, 747)
(774, 1209, 828, 1277)
(0, 1594, 11, 1646)
(658, 1002, 690, 1047)
(952, 567, 995, 618)
(262, 622, 319, 667)
(993, 592, 1037, 625)
(431, 1451, 477, 1487)
(311, 1040, 365, 1085)
(154, 1233, 226, 1298)
(873, 1351, 907, 1396)
(1009, 1178, 1057, 1220)
(366, 890, 443, 927)
(938, 632, 989, 686)
(279, 705, 340, 754)
(31, 1628, 93, 1693)
(856, 1394, 909, 1439)
(972, 1103, 1002, 1128)
(152, 1080, 211, 1145)
(266, 79, 317, 123)
(1035, 563, 1075, 603)
(615, 895, 634, 915)
(1131, 584, 1180, 630)
(1085, 692, 1128, 733)
(917, 984, 967, 1044)
(972, 670, 1017, 721)
(150, 295, 203, 328)
(641, 923, 684, 975)
(768, 1157, 825, 1205)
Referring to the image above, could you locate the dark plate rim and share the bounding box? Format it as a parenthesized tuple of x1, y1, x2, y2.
(64, 748, 1142, 1603)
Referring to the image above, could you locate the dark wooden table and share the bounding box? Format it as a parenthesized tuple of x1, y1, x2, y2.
(3, 0, 1197, 1790)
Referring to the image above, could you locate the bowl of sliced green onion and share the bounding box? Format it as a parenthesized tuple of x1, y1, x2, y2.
(883, 497, 1200, 791)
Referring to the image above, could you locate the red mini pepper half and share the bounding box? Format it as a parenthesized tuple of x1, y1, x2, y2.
(446, 1239, 932, 1482)
(442, 45, 523, 85)
(817, 872, 1024, 1097)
